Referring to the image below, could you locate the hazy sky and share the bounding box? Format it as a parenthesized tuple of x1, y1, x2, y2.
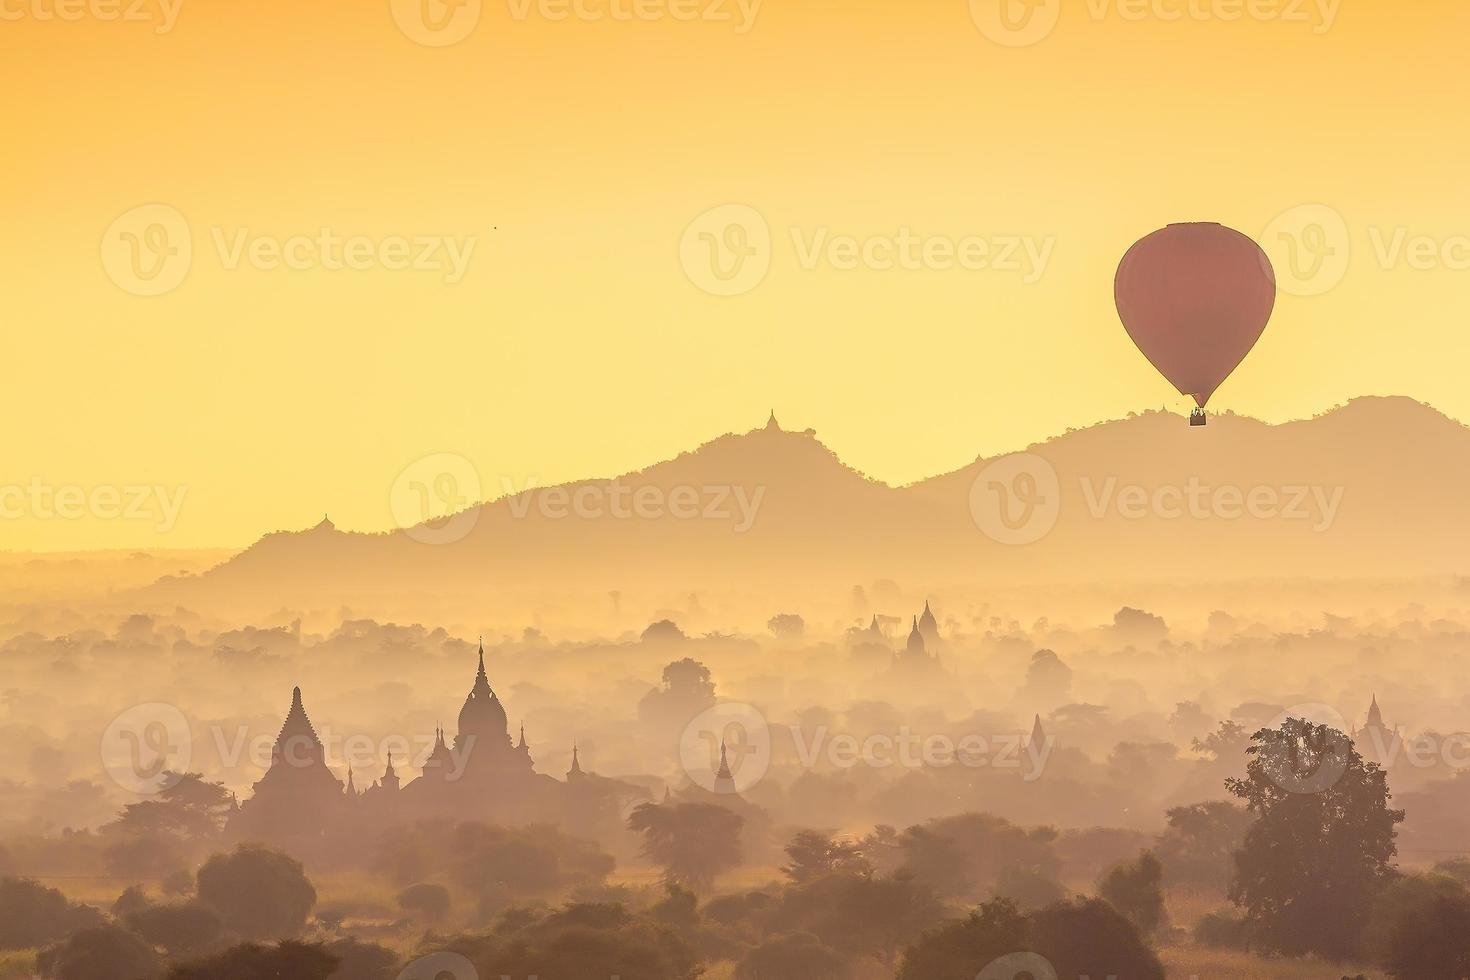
(4, 0, 1467, 550)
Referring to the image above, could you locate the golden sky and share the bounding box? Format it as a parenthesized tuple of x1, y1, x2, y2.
(3, 0, 1467, 550)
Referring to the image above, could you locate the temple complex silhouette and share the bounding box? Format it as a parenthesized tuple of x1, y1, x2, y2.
(229, 642, 641, 849)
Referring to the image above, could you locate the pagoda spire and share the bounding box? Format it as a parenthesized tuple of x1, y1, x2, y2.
(1366, 694, 1386, 729)
(271, 685, 324, 769)
(905, 616, 926, 656)
(1028, 713, 1047, 750)
(713, 741, 738, 795)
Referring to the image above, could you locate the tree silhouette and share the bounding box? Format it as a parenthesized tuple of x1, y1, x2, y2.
(637, 658, 717, 730)
(1155, 801, 1253, 888)
(396, 882, 451, 923)
(896, 897, 1163, 980)
(165, 940, 339, 980)
(36, 925, 165, 980)
(781, 831, 869, 883)
(1030, 898, 1165, 980)
(627, 802, 743, 890)
(1225, 717, 1403, 959)
(766, 614, 805, 639)
(0, 877, 104, 951)
(780, 871, 942, 967)
(1097, 850, 1167, 934)
(126, 902, 224, 958)
(1363, 874, 1470, 978)
(441, 902, 700, 980)
(196, 845, 317, 941)
(897, 813, 1060, 900)
(106, 772, 236, 842)
(736, 931, 852, 980)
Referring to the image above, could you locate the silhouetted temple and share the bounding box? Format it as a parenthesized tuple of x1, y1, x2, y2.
(229, 642, 642, 850)
(917, 600, 941, 650)
(893, 611, 943, 672)
(1353, 694, 1402, 767)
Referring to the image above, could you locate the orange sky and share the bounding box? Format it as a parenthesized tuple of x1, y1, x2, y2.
(3, 0, 1467, 550)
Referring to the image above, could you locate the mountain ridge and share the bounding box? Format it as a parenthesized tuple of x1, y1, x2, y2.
(142, 397, 1469, 615)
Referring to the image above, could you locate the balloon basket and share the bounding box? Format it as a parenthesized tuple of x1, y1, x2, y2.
(1190, 413, 1207, 427)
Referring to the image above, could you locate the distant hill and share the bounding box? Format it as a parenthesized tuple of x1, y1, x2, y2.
(143, 398, 1470, 616)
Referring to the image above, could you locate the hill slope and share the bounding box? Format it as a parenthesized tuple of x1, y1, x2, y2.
(145, 398, 1470, 615)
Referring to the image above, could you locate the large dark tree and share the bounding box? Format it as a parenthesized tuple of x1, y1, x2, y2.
(1098, 850, 1167, 934)
(1364, 874, 1470, 979)
(1154, 800, 1253, 888)
(196, 845, 317, 940)
(736, 931, 852, 980)
(106, 772, 236, 842)
(1225, 717, 1403, 960)
(780, 871, 942, 967)
(436, 902, 700, 980)
(165, 941, 339, 980)
(896, 898, 1163, 980)
(125, 901, 225, 958)
(36, 925, 165, 980)
(1030, 898, 1165, 980)
(0, 877, 104, 951)
(898, 813, 1059, 900)
(628, 802, 743, 890)
(781, 831, 870, 883)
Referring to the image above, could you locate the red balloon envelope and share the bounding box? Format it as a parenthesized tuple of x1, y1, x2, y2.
(1114, 222, 1276, 409)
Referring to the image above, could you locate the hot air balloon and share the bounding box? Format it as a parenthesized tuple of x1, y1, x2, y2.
(1114, 222, 1276, 426)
